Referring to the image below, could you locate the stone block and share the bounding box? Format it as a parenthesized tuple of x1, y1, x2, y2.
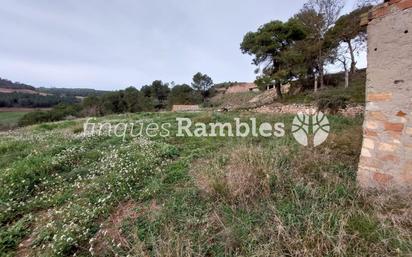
(367, 92, 393, 102)
(378, 143, 397, 152)
(389, 116, 408, 124)
(366, 121, 380, 130)
(361, 148, 372, 157)
(369, 111, 387, 121)
(357, 167, 371, 187)
(365, 129, 378, 137)
(360, 156, 383, 169)
(363, 138, 375, 149)
(380, 154, 400, 162)
(403, 161, 412, 172)
(373, 172, 393, 186)
(384, 122, 404, 132)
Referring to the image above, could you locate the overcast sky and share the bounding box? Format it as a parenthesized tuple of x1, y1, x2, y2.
(0, 0, 363, 90)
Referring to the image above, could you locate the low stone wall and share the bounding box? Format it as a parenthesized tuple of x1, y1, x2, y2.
(252, 103, 364, 117)
(226, 83, 259, 94)
(172, 105, 200, 112)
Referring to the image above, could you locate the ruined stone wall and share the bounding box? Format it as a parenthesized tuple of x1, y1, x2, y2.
(172, 105, 200, 112)
(358, 3, 412, 188)
(226, 83, 258, 94)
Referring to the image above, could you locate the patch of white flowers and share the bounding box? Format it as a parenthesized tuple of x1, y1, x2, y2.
(29, 137, 172, 255)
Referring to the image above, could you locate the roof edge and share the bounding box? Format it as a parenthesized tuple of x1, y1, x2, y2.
(361, 0, 412, 26)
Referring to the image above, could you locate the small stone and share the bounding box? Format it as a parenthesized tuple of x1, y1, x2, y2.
(406, 128, 412, 136)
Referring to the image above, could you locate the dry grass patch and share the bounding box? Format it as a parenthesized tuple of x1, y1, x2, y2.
(89, 201, 139, 256)
(365, 191, 412, 238)
(191, 145, 275, 204)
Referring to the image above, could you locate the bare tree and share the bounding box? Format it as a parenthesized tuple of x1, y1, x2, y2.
(302, 0, 345, 90)
(356, 0, 382, 8)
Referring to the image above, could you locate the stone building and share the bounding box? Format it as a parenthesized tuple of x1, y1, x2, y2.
(358, 0, 412, 188)
(226, 83, 259, 94)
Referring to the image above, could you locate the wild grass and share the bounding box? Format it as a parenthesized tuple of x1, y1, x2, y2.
(0, 112, 28, 130)
(0, 112, 410, 256)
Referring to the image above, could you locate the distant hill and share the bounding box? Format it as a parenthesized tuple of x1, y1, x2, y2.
(0, 78, 36, 91)
(37, 87, 109, 98)
(0, 77, 110, 109)
(0, 77, 109, 97)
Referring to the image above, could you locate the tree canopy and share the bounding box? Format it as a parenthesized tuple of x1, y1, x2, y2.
(324, 5, 372, 73)
(191, 72, 214, 100)
(240, 19, 306, 97)
(241, 0, 372, 92)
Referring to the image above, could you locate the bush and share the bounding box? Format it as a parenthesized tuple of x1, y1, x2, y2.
(316, 95, 348, 114)
(18, 104, 82, 126)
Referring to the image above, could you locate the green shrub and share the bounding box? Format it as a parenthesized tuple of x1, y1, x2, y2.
(18, 104, 81, 126)
(316, 95, 349, 114)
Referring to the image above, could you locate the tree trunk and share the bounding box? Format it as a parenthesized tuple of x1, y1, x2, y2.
(275, 83, 283, 99)
(319, 65, 324, 89)
(345, 69, 349, 88)
(347, 40, 356, 74)
(318, 47, 325, 89)
(314, 74, 318, 93)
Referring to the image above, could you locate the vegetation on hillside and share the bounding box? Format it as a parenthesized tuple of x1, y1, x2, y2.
(0, 78, 35, 90)
(209, 92, 260, 109)
(0, 78, 109, 109)
(240, 0, 371, 95)
(282, 69, 366, 105)
(0, 93, 79, 109)
(0, 112, 411, 256)
(17, 75, 208, 126)
(37, 88, 109, 98)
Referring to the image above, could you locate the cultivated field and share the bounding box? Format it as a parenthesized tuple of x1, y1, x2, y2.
(0, 112, 411, 256)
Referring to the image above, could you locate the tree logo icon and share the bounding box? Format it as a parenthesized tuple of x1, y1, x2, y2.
(292, 111, 330, 147)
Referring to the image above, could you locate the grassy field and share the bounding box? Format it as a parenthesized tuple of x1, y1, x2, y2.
(0, 112, 411, 256)
(0, 112, 28, 130)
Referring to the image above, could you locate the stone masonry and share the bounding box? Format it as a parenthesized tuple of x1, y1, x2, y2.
(358, 0, 412, 188)
(172, 105, 200, 112)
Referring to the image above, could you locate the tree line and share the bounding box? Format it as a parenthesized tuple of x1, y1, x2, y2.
(0, 93, 79, 108)
(19, 72, 215, 126)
